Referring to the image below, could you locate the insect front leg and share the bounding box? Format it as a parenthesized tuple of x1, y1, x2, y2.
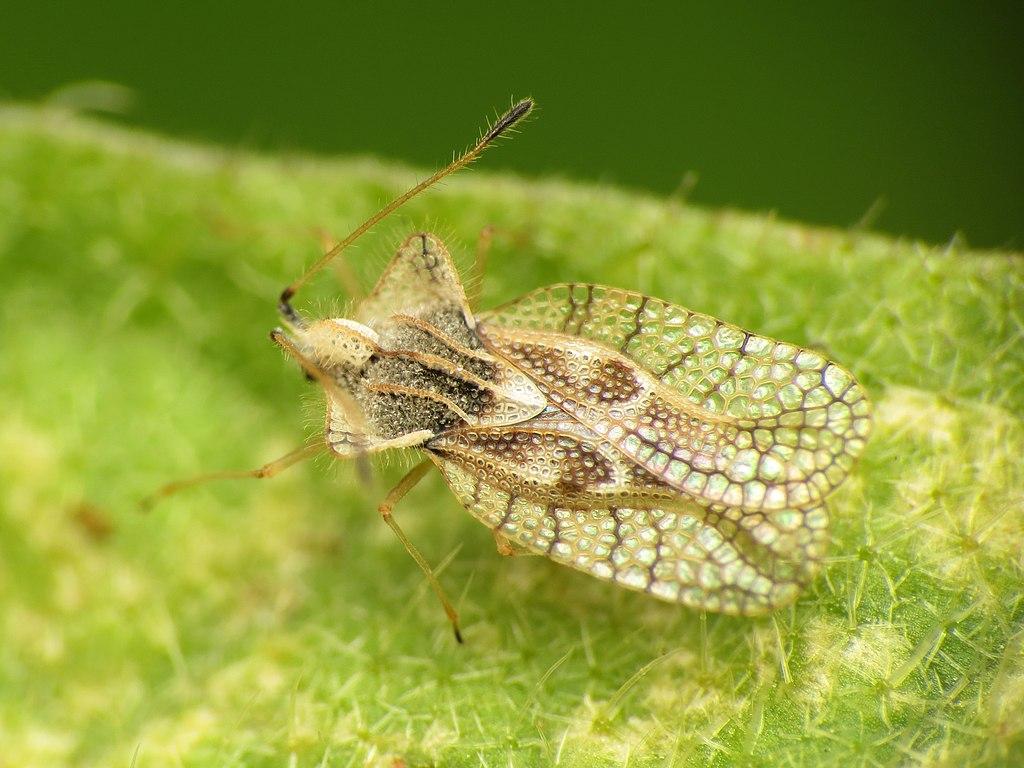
(140, 443, 324, 510)
(377, 459, 464, 644)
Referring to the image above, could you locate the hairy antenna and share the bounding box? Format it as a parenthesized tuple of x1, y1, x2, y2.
(279, 97, 534, 320)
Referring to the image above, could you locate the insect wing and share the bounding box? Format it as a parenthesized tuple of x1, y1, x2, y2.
(478, 284, 871, 513)
(355, 233, 471, 326)
(428, 416, 828, 614)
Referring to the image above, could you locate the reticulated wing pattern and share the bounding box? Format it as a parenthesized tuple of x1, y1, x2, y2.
(431, 455, 828, 616)
(355, 233, 470, 326)
(479, 284, 871, 511)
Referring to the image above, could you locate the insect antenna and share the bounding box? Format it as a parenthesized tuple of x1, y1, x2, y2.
(278, 97, 534, 321)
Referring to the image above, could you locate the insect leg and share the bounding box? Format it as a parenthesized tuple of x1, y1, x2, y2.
(269, 329, 374, 482)
(492, 530, 534, 558)
(377, 459, 464, 644)
(315, 228, 363, 302)
(492, 529, 516, 557)
(469, 224, 495, 310)
(140, 443, 324, 510)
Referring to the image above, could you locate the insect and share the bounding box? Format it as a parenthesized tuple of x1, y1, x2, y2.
(147, 98, 871, 641)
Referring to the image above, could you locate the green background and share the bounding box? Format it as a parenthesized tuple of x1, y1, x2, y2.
(2, 3, 1021, 249)
(1, 4, 1023, 768)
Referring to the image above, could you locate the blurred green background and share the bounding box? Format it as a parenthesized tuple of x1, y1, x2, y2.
(2, 3, 1021, 249)
(3, 4, 1023, 766)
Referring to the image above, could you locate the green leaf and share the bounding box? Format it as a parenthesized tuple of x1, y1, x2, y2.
(1, 105, 1021, 768)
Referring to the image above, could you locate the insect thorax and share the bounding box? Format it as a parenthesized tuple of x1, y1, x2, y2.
(358, 308, 497, 439)
(283, 233, 546, 456)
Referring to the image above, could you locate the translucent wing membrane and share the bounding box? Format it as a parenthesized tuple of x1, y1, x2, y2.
(430, 438, 827, 615)
(428, 411, 679, 506)
(355, 233, 471, 327)
(427, 413, 827, 614)
(478, 284, 871, 512)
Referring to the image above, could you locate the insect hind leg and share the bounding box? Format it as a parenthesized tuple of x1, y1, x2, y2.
(492, 530, 535, 558)
(468, 224, 496, 311)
